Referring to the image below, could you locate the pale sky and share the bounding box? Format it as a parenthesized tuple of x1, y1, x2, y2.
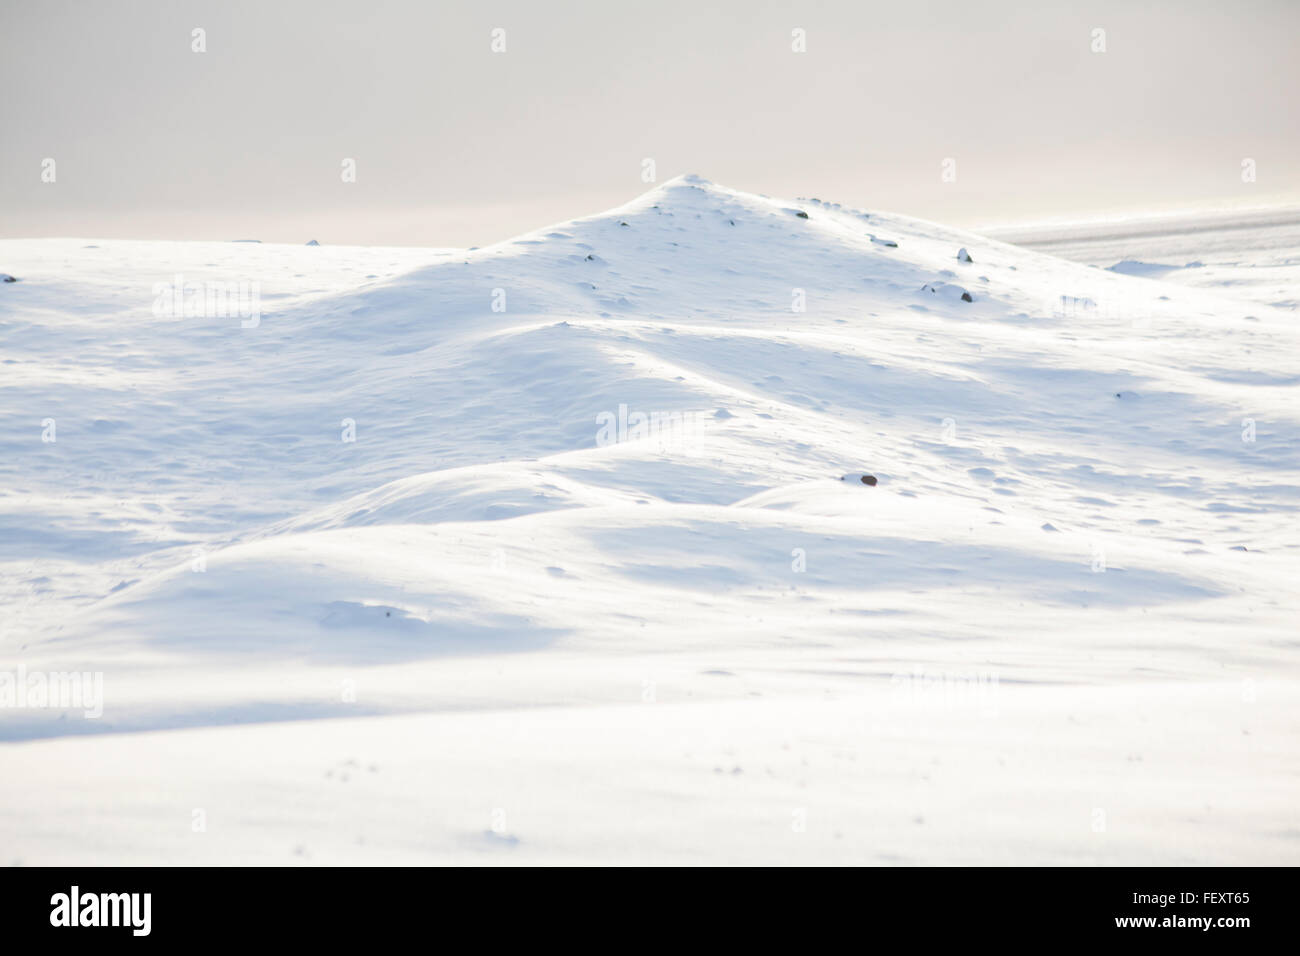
(3, 0, 1298, 246)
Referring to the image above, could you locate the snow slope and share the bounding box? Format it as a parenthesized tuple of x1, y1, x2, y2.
(1, 177, 1297, 864)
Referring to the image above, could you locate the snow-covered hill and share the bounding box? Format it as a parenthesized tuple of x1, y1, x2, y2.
(2, 177, 1297, 864)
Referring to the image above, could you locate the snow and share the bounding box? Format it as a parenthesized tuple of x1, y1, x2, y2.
(1, 177, 1297, 864)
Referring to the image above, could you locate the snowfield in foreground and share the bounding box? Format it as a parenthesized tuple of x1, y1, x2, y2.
(1, 178, 1297, 864)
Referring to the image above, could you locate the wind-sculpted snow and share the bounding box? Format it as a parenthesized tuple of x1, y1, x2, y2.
(1, 179, 1297, 863)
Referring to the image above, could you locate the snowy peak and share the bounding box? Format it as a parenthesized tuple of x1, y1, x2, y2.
(1, 181, 1296, 747)
(437, 177, 1013, 327)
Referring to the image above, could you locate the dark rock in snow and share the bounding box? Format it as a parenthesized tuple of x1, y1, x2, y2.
(2, 274, 17, 283)
(921, 282, 973, 303)
(957, 248, 973, 263)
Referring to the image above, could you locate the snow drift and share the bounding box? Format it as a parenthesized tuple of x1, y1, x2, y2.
(1, 177, 1297, 864)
